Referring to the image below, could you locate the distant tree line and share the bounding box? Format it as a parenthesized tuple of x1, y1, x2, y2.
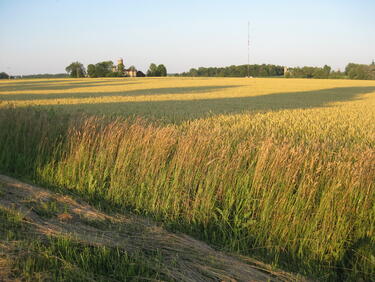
(285, 65, 333, 78)
(65, 61, 167, 78)
(22, 73, 68, 79)
(177, 61, 375, 80)
(177, 64, 284, 77)
(345, 62, 375, 80)
(285, 62, 375, 79)
(0, 72, 68, 79)
(3, 61, 373, 80)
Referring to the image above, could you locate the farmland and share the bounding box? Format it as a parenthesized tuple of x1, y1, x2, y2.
(1, 77, 375, 123)
(0, 77, 374, 280)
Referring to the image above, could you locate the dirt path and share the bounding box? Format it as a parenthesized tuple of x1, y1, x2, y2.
(0, 174, 302, 281)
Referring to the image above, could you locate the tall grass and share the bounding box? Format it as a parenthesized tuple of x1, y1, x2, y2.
(0, 107, 373, 280)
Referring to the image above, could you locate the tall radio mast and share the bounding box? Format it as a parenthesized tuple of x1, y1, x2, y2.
(247, 21, 250, 77)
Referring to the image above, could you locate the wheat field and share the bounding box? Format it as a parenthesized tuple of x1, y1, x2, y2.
(0, 77, 374, 280)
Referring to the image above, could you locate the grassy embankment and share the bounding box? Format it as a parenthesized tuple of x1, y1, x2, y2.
(0, 77, 374, 280)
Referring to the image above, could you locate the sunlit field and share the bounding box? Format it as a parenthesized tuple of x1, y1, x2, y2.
(0, 77, 374, 280)
(1, 77, 375, 122)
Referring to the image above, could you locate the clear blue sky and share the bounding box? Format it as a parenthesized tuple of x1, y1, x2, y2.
(0, 0, 374, 75)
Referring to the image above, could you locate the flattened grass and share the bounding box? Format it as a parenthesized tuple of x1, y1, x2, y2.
(0, 207, 167, 281)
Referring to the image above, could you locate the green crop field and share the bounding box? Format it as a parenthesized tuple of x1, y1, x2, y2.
(0, 77, 374, 280)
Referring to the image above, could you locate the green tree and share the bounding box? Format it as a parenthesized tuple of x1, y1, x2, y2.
(157, 64, 167, 76)
(147, 63, 158, 76)
(95, 61, 114, 77)
(87, 64, 97, 78)
(370, 63, 375, 79)
(345, 63, 374, 80)
(348, 66, 368, 80)
(106, 71, 119, 77)
(345, 63, 357, 76)
(65, 62, 86, 78)
(117, 63, 125, 76)
(323, 65, 331, 78)
(0, 72, 9, 79)
(189, 68, 198, 77)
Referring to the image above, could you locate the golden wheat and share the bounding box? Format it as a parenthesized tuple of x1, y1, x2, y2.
(0, 77, 374, 279)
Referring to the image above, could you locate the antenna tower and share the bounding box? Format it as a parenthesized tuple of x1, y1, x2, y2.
(247, 21, 250, 77)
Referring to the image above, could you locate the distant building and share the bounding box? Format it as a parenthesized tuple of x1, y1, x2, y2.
(114, 58, 142, 77)
(125, 68, 137, 77)
(117, 58, 124, 66)
(284, 66, 292, 77)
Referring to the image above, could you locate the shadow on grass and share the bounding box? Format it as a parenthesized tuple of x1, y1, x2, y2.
(0, 79, 136, 92)
(26, 86, 375, 122)
(0, 85, 241, 100)
(0, 79, 78, 86)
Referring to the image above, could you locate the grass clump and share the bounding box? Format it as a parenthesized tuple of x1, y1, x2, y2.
(0, 207, 26, 241)
(27, 199, 66, 218)
(16, 238, 165, 281)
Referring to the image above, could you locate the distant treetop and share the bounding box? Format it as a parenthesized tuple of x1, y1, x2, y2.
(0, 72, 10, 79)
(65, 62, 86, 78)
(147, 63, 167, 77)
